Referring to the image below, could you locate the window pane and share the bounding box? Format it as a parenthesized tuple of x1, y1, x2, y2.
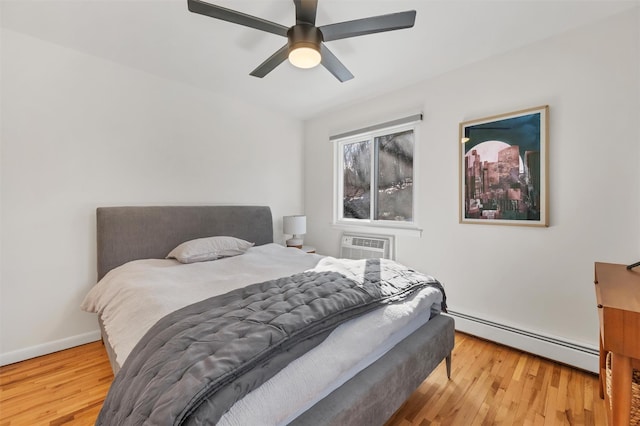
(376, 130, 414, 221)
(343, 141, 371, 219)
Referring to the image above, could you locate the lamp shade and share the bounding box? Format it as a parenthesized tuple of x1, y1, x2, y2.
(283, 215, 306, 236)
(289, 46, 321, 69)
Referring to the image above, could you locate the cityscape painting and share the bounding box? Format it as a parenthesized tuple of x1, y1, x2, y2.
(459, 106, 549, 226)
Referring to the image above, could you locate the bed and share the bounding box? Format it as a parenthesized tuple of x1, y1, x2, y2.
(84, 205, 455, 425)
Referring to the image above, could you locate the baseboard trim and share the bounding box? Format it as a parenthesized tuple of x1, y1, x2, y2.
(1, 316, 600, 373)
(0, 330, 101, 367)
(448, 310, 599, 373)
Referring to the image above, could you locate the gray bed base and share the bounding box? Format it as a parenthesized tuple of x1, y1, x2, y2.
(95, 205, 455, 425)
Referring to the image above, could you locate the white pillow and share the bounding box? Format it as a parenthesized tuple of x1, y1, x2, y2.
(166, 236, 255, 264)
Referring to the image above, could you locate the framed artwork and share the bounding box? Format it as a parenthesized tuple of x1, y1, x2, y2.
(459, 105, 549, 226)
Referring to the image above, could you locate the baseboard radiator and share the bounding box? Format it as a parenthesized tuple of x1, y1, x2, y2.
(447, 310, 599, 373)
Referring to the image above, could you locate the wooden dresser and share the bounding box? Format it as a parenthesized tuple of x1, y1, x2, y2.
(594, 262, 640, 426)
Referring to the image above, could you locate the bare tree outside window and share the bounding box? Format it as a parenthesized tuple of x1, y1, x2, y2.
(339, 128, 414, 223)
(376, 130, 414, 221)
(343, 141, 371, 219)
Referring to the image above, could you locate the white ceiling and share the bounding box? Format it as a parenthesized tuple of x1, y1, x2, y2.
(2, 0, 637, 119)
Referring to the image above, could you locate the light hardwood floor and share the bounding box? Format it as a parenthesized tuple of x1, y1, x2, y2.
(0, 332, 607, 425)
(385, 333, 607, 425)
(0, 341, 113, 425)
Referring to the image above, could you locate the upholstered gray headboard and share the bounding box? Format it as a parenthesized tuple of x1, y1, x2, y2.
(96, 206, 273, 280)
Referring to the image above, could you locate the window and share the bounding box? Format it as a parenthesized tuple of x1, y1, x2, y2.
(334, 118, 419, 230)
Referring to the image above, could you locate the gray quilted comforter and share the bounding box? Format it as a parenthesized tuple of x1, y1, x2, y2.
(96, 258, 446, 425)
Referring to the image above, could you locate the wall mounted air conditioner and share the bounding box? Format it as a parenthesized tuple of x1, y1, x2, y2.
(340, 233, 394, 260)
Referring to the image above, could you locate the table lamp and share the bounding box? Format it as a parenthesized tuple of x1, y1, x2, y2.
(283, 215, 306, 248)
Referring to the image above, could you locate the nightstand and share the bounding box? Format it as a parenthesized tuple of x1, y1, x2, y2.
(286, 245, 316, 254)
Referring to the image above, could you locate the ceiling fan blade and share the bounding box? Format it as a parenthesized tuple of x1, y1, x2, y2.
(320, 44, 354, 82)
(188, 0, 289, 37)
(250, 45, 289, 78)
(294, 0, 318, 25)
(320, 10, 416, 42)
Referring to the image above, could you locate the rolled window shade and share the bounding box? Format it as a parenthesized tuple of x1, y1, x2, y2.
(329, 113, 422, 141)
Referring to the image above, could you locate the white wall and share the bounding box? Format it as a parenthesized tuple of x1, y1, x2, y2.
(0, 29, 304, 364)
(304, 9, 639, 355)
(638, 7, 640, 257)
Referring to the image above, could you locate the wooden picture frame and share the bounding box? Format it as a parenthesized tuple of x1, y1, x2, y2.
(459, 105, 549, 226)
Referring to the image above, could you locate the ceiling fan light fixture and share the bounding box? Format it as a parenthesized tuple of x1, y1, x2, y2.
(287, 24, 323, 69)
(289, 45, 321, 69)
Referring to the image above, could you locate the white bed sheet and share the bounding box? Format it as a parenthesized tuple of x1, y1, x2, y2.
(81, 244, 443, 425)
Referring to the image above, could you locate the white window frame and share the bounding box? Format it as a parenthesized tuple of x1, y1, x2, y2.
(332, 120, 422, 237)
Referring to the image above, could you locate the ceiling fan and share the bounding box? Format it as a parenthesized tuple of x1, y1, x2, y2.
(187, 0, 417, 82)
